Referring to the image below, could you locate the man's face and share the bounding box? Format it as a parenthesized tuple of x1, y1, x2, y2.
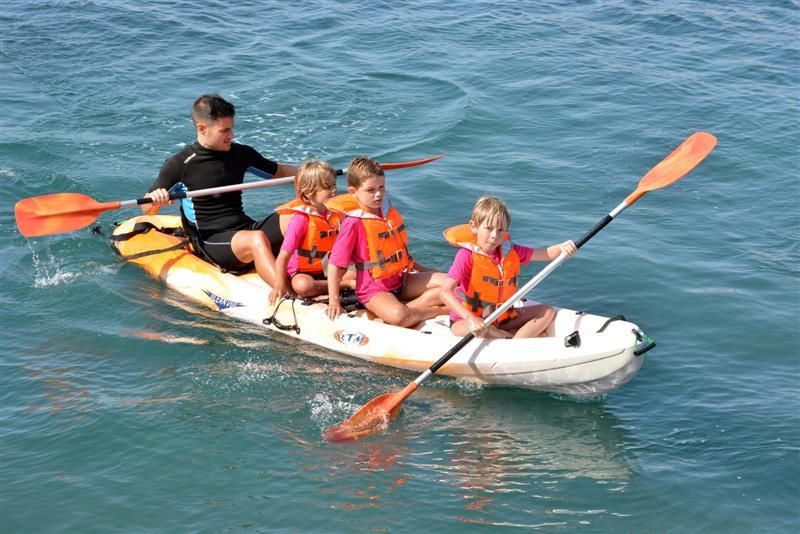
(198, 116, 234, 151)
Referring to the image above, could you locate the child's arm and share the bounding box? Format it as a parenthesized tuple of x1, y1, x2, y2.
(325, 217, 359, 320)
(268, 250, 292, 306)
(269, 213, 308, 305)
(529, 240, 577, 262)
(326, 264, 345, 320)
(439, 277, 490, 337)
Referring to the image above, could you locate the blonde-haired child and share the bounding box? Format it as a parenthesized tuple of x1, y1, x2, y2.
(325, 156, 447, 326)
(268, 160, 354, 305)
(440, 195, 577, 338)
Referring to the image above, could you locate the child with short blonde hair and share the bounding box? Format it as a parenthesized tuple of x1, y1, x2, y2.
(325, 156, 447, 327)
(440, 195, 577, 338)
(269, 160, 353, 304)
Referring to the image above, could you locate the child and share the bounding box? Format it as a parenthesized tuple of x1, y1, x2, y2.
(268, 160, 354, 305)
(325, 156, 447, 327)
(440, 195, 577, 339)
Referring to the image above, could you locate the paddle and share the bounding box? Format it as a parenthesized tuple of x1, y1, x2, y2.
(14, 153, 446, 238)
(324, 132, 717, 442)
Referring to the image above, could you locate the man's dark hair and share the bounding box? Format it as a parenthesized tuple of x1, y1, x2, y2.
(191, 94, 235, 125)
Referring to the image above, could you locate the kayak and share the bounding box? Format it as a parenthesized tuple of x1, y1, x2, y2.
(111, 215, 652, 397)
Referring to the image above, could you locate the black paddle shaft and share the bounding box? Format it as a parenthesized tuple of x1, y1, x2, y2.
(427, 212, 617, 377)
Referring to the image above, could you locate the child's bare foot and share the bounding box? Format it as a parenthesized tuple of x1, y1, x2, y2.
(487, 326, 512, 339)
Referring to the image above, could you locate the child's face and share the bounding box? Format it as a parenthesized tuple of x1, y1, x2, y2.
(349, 175, 385, 213)
(307, 182, 336, 211)
(470, 215, 509, 254)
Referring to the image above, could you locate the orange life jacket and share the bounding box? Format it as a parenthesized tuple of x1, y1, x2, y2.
(443, 224, 520, 324)
(325, 194, 413, 280)
(275, 199, 338, 274)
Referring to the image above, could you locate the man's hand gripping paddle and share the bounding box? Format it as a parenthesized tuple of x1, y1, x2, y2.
(14, 154, 446, 237)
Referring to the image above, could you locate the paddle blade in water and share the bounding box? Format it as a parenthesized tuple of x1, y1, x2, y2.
(379, 153, 446, 170)
(15, 193, 118, 237)
(324, 392, 406, 442)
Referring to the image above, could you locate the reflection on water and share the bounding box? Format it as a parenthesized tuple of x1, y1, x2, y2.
(24, 363, 92, 418)
(99, 271, 638, 524)
(306, 385, 634, 520)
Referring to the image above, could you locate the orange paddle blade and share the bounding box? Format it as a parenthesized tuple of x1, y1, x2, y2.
(626, 132, 717, 205)
(325, 382, 418, 442)
(379, 153, 446, 170)
(15, 193, 119, 237)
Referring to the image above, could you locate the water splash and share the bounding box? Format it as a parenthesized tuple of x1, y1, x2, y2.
(308, 392, 360, 426)
(30, 244, 80, 288)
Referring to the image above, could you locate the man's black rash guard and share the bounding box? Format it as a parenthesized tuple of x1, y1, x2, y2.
(149, 142, 279, 237)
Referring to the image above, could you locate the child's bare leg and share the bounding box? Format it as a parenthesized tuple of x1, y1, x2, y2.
(402, 272, 445, 298)
(403, 287, 448, 319)
(401, 272, 447, 312)
(488, 325, 513, 338)
(341, 271, 357, 291)
(505, 304, 556, 338)
(365, 291, 433, 328)
(290, 274, 328, 299)
(451, 319, 511, 339)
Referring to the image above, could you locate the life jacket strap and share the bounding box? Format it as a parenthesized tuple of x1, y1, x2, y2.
(297, 246, 322, 261)
(463, 291, 495, 314)
(354, 250, 406, 271)
(481, 274, 518, 287)
(376, 223, 405, 239)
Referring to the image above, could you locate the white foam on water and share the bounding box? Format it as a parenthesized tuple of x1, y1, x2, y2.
(31, 246, 80, 288)
(308, 392, 359, 425)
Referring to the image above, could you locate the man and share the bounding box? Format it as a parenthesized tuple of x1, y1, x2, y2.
(145, 94, 297, 286)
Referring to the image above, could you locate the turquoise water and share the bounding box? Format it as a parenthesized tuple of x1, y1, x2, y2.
(2, 0, 798, 531)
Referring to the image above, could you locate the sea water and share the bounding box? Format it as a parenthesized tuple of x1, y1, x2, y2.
(1, 1, 798, 531)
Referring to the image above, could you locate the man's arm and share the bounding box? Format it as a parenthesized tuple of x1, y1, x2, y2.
(246, 146, 296, 180)
(142, 156, 181, 214)
(273, 163, 298, 179)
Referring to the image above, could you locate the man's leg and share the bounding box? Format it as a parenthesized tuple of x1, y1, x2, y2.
(231, 230, 277, 286)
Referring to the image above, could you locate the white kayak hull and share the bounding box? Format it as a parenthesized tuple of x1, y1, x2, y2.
(112, 215, 650, 397)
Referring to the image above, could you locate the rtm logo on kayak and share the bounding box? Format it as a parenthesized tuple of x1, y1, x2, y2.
(202, 289, 245, 310)
(334, 330, 369, 347)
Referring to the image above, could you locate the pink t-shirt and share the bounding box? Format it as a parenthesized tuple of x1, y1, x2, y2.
(279, 212, 314, 277)
(446, 244, 534, 322)
(328, 216, 404, 304)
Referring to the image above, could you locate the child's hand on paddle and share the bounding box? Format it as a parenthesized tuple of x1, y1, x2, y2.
(466, 316, 489, 337)
(560, 240, 577, 257)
